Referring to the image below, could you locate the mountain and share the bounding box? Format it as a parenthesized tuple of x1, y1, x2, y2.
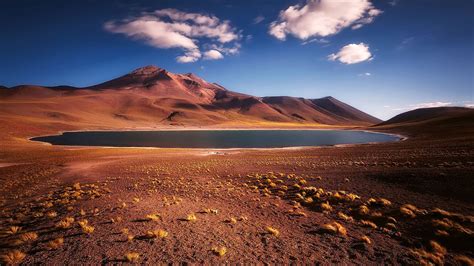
(0, 65, 380, 129)
(373, 107, 474, 137)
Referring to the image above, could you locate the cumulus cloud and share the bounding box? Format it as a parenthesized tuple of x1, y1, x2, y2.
(268, 0, 382, 40)
(104, 8, 241, 63)
(203, 49, 224, 60)
(328, 43, 372, 64)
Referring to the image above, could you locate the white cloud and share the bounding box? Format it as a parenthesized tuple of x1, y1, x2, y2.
(390, 101, 453, 111)
(358, 72, 372, 76)
(268, 0, 382, 40)
(208, 43, 241, 55)
(253, 15, 265, 24)
(104, 8, 241, 63)
(203, 49, 224, 60)
(176, 49, 202, 63)
(328, 43, 372, 64)
(411, 102, 453, 109)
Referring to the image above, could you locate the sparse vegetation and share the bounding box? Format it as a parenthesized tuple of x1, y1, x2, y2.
(211, 246, 227, 256)
(47, 238, 64, 250)
(1, 250, 26, 265)
(265, 226, 280, 237)
(145, 229, 168, 239)
(124, 252, 140, 262)
(185, 213, 197, 222)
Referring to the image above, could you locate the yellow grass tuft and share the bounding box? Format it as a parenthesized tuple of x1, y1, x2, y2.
(411, 240, 447, 265)
(19, 232, 38, 243)
(429, 240, 446, 255)
(321, 223, 337, 234)
(358, 205, 370, 216)
(320, 202, 332, 212)
(1, 250, 26, 265)
(78, 219, 88, 227)
(145, 214, 161, 222)
(211, 246, 227, 256)
(46, 211, 57, 218)
(333, 222, 347, 236)
(337, 212, 354, 222)
(47, 237, 64, 250)
(6, 226, 22, 235)
(145, 229, 168, 239)
(378, 198, 392, 207)
(360, 220, 378, 229)
(321, 222, 347, 236)
(400, 204, 418, 218)
(360, 235, 372, 244)
(265, 226, 280, 237)
(81, 224, 95, 235)
(124, 252, 140, 262)
(56, 217, 75, 229)
(185, 213, 197, 222)
(225, 217, 237, 224)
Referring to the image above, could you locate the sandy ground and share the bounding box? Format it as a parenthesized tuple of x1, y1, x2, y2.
(0, 125, 473, 264)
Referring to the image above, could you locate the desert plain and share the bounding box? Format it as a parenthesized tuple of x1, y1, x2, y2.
(0, 68, 473, 265)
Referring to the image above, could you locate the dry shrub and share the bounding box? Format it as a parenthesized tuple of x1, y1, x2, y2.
(1, 250, 26, 265)
(360, 220, 377, 229)
(225, 217, 237, 224)
(124, 252, 140, 262)
(360, 235, 371, 244)
(358, 205, 370, 216)
(321, 222, 347, 236)
(7, 226, 21, 235)
(56, 217, 74, 229)
(145, 214, 161, 222)
(145, 229, 168, 239)
(211, 246, 227, 256)
(338, 212, 354, 222)
(265, 226, 280, 237)
(320, 202, 332, 212)
(411, 240, 447, 265)
(400, 204, 420, 218)
(185, 213, 197, 222)
(47, 238, 64, 250)
(19, 232, 38, 243)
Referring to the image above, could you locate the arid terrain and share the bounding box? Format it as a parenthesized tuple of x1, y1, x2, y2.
(0, 68, 473, 264)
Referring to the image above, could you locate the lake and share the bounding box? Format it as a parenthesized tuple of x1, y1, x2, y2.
(31, 130, 400, 148)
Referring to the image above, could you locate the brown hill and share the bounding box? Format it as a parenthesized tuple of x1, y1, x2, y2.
(0, 65, 380, 132)
(373, 107, 474, 138)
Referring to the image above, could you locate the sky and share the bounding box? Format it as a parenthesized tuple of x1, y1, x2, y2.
(0, 0, 473, 120)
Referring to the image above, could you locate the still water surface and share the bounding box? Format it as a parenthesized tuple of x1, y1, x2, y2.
(31, 130, 399, 148)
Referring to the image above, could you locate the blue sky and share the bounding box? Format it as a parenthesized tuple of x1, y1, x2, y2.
(0, 0, 472, 120)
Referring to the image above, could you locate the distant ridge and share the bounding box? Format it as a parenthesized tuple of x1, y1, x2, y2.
(0, 65, 381, 127)
(373, 107, 474, 137)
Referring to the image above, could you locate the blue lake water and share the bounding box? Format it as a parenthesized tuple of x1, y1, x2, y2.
(31, 130, 400, 148)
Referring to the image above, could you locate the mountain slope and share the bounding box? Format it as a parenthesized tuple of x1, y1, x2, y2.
(0, 65, 380, 129)
(373, 107, 474, 138)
